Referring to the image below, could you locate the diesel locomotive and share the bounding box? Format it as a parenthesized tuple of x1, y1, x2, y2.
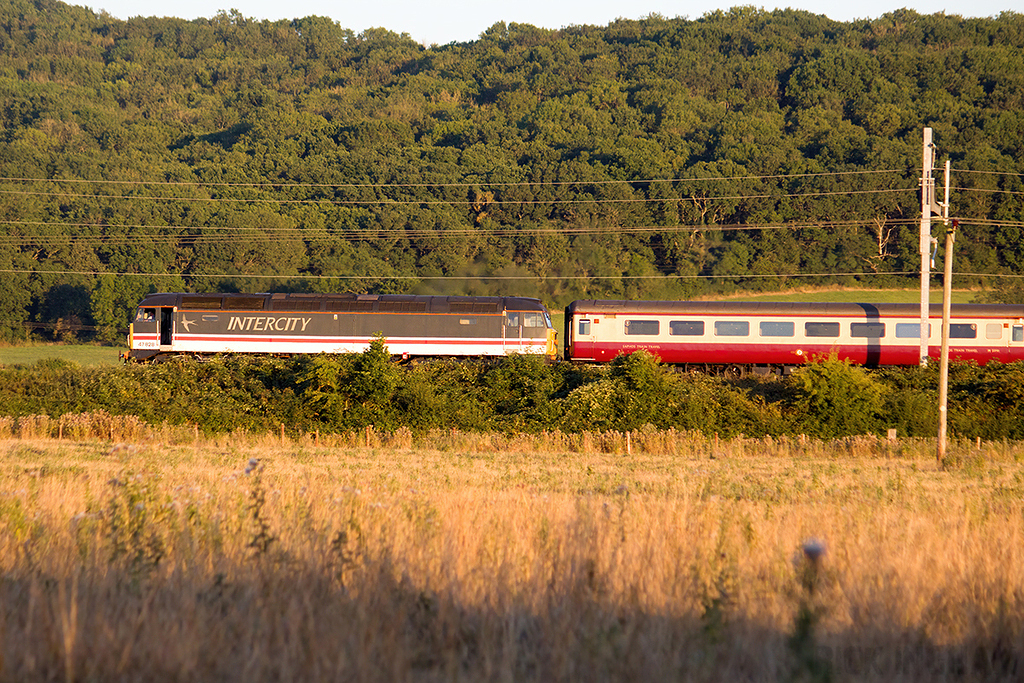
(125, 292, 557, 362)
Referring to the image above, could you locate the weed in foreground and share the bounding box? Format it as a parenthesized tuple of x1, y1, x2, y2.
(104, 469, 166, 584)
(244, 459, 276, 559)
(788, 538, 832, 683)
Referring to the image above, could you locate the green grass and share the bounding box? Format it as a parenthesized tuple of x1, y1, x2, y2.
(0, 344, 123, 367)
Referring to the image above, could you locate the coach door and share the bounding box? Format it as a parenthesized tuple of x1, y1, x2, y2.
(571, 317, 595, 361)
(159, 308, 174, 348)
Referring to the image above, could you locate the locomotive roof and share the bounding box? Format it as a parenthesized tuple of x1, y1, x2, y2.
(135, 292, 549, 311)
(566, 299, 1024, 319)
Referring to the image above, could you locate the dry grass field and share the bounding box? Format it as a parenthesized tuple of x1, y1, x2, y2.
(1, 425, 1022, 682)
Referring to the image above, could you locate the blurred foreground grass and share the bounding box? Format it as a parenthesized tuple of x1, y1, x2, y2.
(0, 432, 1020, 682)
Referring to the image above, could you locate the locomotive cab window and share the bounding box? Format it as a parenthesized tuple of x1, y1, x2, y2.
(950, 323, 977, 339)
(805, 322, 839, 338)
(625, 320, 659, 335)
(136, 308, 156, 322)
(669, 320, 704, 336)
(505, 313, 520, 327)
(851, 322, 885, 338)
(523, 312, 545, 328)
(759, 321, 794, 337)
(578, 320, 591, 336)
(714, 320, 749, 337)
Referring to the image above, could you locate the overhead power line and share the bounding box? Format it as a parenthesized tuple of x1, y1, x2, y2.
(0, 218, 928, 246)
(0, 187, 917, 205)
(957, 187, 1024, 197)
(4, 267, 1019, 281)
(954, 169, 1024, 179)
(0, 268, 980, 281)
(0, 168, 910, 189)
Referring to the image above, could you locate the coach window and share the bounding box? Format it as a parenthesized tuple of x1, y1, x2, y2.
(578, 320, 591, 336)
(950, 323, 977, 339)
(986, 323, 1003, 340)
(714, 320, 749, 337)
(1014, 326, 1024, 343)
(851, 322, 885, 338)
(669, 320, 704, 336)
(805, 322, 839, 337)
(896, 323, 932, 338)
(759, 321, 794, 337)
(625, 320, 660, 335)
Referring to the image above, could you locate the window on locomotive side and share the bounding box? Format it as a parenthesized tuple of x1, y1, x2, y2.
(759, 321, 794, 337)
(714, 321, 749, 337)
(181, 296, 223, 310)
(625, 320, 659, 335)
(669, 320, 704, 336)
(851, 322, 885, 338)
(805, 322, 839, 337)
(223, 297, 266, 311)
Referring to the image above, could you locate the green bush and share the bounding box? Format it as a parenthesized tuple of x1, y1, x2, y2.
(875, 366, 938, 437)
(791, 354, 885, 438)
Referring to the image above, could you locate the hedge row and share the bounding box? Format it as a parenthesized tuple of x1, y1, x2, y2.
(2, 343, 1024, 440)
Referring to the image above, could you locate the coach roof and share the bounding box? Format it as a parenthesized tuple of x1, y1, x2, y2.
(566, 299, 1024, 319)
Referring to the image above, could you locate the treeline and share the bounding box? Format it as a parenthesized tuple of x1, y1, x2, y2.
(3, 346, 1024, 440)
(2, 1, 1024, 341)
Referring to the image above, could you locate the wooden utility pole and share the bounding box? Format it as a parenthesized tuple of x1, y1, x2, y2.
(919, 128, 936, 366)
(937, 160, 956, 465)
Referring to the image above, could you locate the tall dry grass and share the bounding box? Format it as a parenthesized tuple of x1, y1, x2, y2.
(0, 432, 1021, 681)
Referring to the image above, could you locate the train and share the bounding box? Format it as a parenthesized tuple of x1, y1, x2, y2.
(124, 292, 1024, 373)
(563, 299, 1024, 375)
(124, 292, 557, 362)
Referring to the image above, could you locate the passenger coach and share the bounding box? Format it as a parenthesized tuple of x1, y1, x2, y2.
(126, 293, 557, 362)
(564, 300, 1024, 374)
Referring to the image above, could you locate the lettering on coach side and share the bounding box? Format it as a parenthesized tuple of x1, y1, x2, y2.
(227, 316, 312, 332)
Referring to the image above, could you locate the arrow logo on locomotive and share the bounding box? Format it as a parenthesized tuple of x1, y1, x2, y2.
(226, 316, 312, 332)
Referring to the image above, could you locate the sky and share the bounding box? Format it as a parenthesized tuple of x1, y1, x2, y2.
(81, 0, 1016, 46)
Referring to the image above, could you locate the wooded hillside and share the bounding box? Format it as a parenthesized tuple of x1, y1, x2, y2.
(1, 0, 1022, 341)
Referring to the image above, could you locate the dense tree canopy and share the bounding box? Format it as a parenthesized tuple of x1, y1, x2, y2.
(1, 1, 1023, 341)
